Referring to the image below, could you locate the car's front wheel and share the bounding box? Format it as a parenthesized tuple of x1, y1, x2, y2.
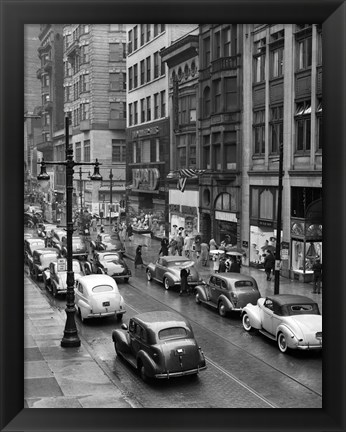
(138, 363, 149, 383)
(242, 313, 252, 332)
(218, 301, 227, 317)
(146, 270, 152, 281)
(124, 277, 129, 283)
(163, 278, 170, 290)
(277, 332, 288, 353)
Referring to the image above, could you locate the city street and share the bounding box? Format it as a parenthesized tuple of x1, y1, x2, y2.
(25, 232, 322, 409)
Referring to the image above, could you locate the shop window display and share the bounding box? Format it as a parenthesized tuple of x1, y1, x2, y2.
(291, 240, 322, 273)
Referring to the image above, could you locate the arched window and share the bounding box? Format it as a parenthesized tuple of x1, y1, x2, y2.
(203, 86, 211, 118)
(214, 192, 236, 212)
(259, 189, 274, 219)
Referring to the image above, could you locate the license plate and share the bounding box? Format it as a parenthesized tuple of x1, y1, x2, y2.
(175, 348, 185, 356)
(103, 301, 110, 307)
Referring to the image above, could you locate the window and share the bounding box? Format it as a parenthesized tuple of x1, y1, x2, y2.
(133, 64, 138, 88)
(212, 133, 222, 169)
(213, 79, 222, 113)
(253, 109, 265, 155)
(109, 43, 119, 62)
(297, 36, 312, 70)
(80, 73, 89, 92)
(140, 60, 145, 85)
(154, 52, 159, 78)
(214, 31, 221, 60)
(203, 86, 211, 118)
(295, 101, 311, 152)
(81, 24, 89, 34)
(154, 24, 159, 37)
(203, 37, 211, 68)
(270, 105, 283, 154)
(203, 135, 210, 169)
(146, 56, 151, 82)
(129, 103, 133, 125)
(224, 131, 237, 169)
(81, 45, 89, 63)
(75, 142, 81, 161)
(146, 24, 151, 42)
(140, 24, 145, 46)
(110, 102, 125, 119)
(110, 72, 123, 91)
(42, 74, 50, 87)
(128, 66, 132, 90)
(81, 102, 89, 120)
(43, 112, 50, 126)
(161, 54, 165, 76)
(222, 27, 231, 56)
(65, 61, 72, 77)
(128, 29, 133, 53)
(133, 25, 138, 50)
(225, 77, 237, 111)
(133, 101, 138, 124)
(316, 100, 322, 151)
(84, 140, 90, 162)
(271, 46, 284, 78)
(140, 98, 145, 122)
(177, 136, 187, 168)
(64, 85, 71, 102)
(253, 39, 266, 83)
(160, 90, 166, 117)
(141, 140, 151, 162)
(161, 24, 165, 33)
(122, 43, 126, 59)
(178, 94, 196, 125)
(112, 140, 126, 162)
(146, 96, 151, 121)
(154, 93, 159, 119)
(189, 135, 196, 167)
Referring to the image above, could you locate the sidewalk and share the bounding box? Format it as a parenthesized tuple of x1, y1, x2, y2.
(24, 273, 135, 408)
(122, 232, 323, 313)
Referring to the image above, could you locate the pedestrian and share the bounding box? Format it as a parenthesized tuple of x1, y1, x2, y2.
(176, 232, 184, 256)
(264, 250, 275, 281)
(179, 267, 190, 296)
(200, 242, 209, 266)
(212, 254, 219, 273)
(134, 245, 144, 269)
(218, 257, 227, 273)
(229, 256, 241, 273)
(126, 223, 133, 241)
(209, 238, 218, 252)
(183, 233, 191, 258)
(168, 238, 178, 256)
(159, 237, 169, 256)
(312, 258, 322, 294)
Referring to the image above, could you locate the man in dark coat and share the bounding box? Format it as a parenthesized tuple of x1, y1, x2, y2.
(264, 250, 275, 281)
(218, 257, 227, 273)
(312, 258, 322, 294)
(134, 245, 144, 269)
(179, 267, 190, 296)
(229, 257, 241, 273)
(159, 237, 169, 256)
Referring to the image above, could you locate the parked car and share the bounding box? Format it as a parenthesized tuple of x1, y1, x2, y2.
(30, 248, 60, 281)
(146, 256, 204, 290)
(112, 311, 207, 382)
(241, 294, 322, 353)
(48, 228, 66, 250)
(24, 237, 46, 267)
(195, 273, 261, 317)
(91, 232, 125, 254)
(61, 234, 88, 260)
(37, 223, 56, 241)
(75, 274, 126, 322)
(83, 251, 131, 282)
(43, 258, 85, 296)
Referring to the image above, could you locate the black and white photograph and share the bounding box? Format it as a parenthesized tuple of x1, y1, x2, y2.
(1, 2, 345, 430)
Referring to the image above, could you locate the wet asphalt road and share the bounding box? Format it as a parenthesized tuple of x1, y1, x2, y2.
(32, 258, 322, 409)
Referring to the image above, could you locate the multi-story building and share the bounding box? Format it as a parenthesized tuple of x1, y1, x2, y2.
(242, 24, 322, 281)
(125, 24, 197, 234)
(62, 24, 127, 216)
(160, 31, 200, 235)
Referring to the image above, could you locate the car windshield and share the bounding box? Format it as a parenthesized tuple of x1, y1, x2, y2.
(92, 284, 114, 293)
(287, 303, 320, 316)
(158, 327, 187, 340)
(41, 254, 58, 267)
(31, 242, 44, 251)
(102, 254, 120, 262)
(234, 280, 255, 290)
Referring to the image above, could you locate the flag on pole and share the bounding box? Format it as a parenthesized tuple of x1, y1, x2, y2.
(177, 169, 206, 192)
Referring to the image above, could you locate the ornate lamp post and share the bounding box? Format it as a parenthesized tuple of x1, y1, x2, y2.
(274, 143, 284, 295)
(37, 116, 102, 347)
(109, 169, 113, 228)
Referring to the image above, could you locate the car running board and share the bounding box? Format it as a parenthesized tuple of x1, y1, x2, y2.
(259, 329, 276, 340)
(200, 300, 217, 309)
(117, 351, 137, 369)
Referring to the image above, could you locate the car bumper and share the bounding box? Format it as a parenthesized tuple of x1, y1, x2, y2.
(109, 273, 131, 280)
(154, 365, 207, 379)
(296, 343, 322, 350)
(86, 309, 126, 319)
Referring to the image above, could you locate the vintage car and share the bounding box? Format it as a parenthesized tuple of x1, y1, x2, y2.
(195, 273, 261, 317)
(48, 228, 67, 250)
(61, 234, 88, 260)
(241, 294, 322, 353)
(83, 251, 131, 282)
(91, 232, 125, 254)
(75, 274, 126, 322)
(24, 237, 46, 267)
(36, 223, 56, 240)
(112, 311, 207, 381)
(43, 258, 85, 296)
(30, 248, 60, 281)
(146, 256, 204, 290)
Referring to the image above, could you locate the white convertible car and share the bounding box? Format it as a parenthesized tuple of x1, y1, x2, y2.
(241, 294, 322, 353)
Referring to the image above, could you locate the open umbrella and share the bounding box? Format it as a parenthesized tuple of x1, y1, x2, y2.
(226, 251, 243, 257)
(209, 249, 225, 255)
(179, 261, 195, 269)
(261, 244, 276, 253)
(226, 246, 246, 254)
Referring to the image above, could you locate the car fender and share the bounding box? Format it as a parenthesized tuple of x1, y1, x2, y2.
(242, 304, 262, 329)
(195, 285, 208, 302)
(112, 330, 131, 353)
(163, 272, 177, 285)
(83, 261, 93, 274)
(276, 324, 300, 348)
(137, 350, 157, 377)
(218, 294, 234, 311)
(146, 263, 156, 274)
(90, 241, 96, 250)
(42, 269, 50, 283)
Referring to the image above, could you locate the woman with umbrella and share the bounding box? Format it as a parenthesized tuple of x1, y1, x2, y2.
(134, 245, 144, 269)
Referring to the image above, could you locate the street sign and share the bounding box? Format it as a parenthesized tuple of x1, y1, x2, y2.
(57, 258, 67, 272)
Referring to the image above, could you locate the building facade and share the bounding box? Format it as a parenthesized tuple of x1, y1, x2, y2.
(62, 24, 127, 216)
(126, 24, 197, 234)
(242, 24, 322, 281)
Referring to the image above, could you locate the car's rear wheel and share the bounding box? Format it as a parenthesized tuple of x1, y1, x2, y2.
(242, 313, 252, 332)
(124, 278, 129, 283)
(146, 270, 152, 281)
(277, 332, 288, 353)
(138, 363, 148, 383)
(218, 301, 226, 317)
(195, 293, 201, 304)
(163, 278, 170, 290)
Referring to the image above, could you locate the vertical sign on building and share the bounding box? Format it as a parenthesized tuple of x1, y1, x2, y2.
(173, 79, 179, 132)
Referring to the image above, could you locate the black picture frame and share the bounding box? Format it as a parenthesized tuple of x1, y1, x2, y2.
(1, 1, 345, 431)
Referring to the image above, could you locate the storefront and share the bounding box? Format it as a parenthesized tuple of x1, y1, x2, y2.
(169, 188, 199, 236)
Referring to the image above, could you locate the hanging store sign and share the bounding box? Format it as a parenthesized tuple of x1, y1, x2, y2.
(131, 126, 159, 139)
(215, 211, 237, 223)
(132, 168, 160, 191)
